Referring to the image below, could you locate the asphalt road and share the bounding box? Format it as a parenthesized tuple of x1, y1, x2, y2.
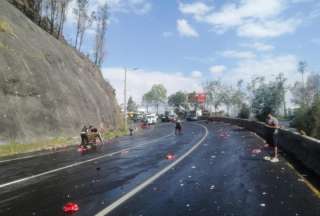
(0, 122, 319, 216)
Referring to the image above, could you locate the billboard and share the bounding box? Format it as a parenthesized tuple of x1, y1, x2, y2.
(195, 93, 206, 104)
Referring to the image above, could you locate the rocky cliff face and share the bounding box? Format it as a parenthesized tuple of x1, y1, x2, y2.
(0, 0, 122, 142)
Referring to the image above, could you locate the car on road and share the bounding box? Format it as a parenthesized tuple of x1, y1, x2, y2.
(186, 111, 199, 121)
(168, 114, 177, 122)
(160, 114, 171, 122)
(145, 113, 158, 124)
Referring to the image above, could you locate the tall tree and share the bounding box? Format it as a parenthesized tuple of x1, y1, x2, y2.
(276, 73, 288, 117)
(251, 79, 283, 121)
(32, 0, 43, 25)
(94, 3, 108, 67)
(142, 91, 153, 112)
(74, 0, 89, 49)
(168, 91, 187, 108)
(298, 61, 307, 86)
(298, 61, 307, 106)
(203, 80, 225, 113)
(78, 11, 95, 51)
(291, 73, 320, 108)
(49, 0, 58, 34)
(142, 84, 167, 114)
(127, 96, 138, 112)
(57, 0, 71, 39)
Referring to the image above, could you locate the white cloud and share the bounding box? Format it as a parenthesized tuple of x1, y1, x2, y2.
(102, 68, 202, 103)
(180, 0, 302, 38)
(162, 31, 173, 38)
(241, 42, 274, 51)
(184, 56, 215, 64)
(221, 55, 300, 86)
(128, 0, 152, 15)
(200, 0, 286, 26)
(210, 65, 226, 75)
(191, 70, 203, 78)
(177, 19, 199, 38)
(237, 18, 301, 38)
(222, 50, 256, 59)
(179, 2, 212, 19)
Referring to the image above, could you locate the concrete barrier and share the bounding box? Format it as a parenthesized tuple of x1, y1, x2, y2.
(209, 117, 320, 176)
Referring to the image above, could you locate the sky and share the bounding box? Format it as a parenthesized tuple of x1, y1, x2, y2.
(63, 0, 320, 104)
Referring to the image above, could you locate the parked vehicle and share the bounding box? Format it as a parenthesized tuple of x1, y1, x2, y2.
(186, 111, 199, 121)
(168, 114, 177, 122)
(160, 114, 171, 122)
(145, 113, 158, 124)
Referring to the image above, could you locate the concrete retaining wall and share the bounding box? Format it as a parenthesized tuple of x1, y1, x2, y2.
(209, 117, 320, 176)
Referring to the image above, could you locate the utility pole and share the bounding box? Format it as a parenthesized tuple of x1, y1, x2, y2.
(123, 67, 138, 131)
(124, 67, 127, 131)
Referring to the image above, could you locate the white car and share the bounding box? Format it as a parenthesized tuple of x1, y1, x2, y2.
(145, 114, 158, 124)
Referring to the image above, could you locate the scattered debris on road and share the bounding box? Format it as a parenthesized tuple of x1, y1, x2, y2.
(166, 153, 175, 160)
(251, 149, 262, 154)
(63, 202, 79, 214)
(260, 203, 266, 207)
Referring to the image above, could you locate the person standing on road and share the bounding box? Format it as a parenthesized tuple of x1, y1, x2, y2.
(175, 119, 182, 135)
(266, 113, 280, 163)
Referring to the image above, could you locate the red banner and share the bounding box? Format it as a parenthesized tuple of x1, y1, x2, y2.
(195, 93, 206, 104)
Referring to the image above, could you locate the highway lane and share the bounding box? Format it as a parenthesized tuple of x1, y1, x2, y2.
(1, 122, 320, 216)
(107, 122, 320, 216)
(0, 122, 205, 215)
(0, 123, 173, 185)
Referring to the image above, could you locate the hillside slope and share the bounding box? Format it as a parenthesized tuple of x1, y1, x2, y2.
(0, 0, 122, 142)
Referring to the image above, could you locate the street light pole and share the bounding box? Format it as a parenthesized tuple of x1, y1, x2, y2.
(123, 67, 138, 131)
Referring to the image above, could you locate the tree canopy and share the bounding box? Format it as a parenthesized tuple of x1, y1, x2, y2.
(142, 84, 167, 113)
(250, 78, 284, 121)
(142, 84, 167, 104)
(127, 96, 137, 112)
(168, 91, 187, 108)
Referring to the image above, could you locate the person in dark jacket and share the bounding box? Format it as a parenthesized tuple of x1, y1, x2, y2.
(175, 120, 182, 135)
(80, 126, 89, 147)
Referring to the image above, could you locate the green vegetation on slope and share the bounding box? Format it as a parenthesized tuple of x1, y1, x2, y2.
(0, 129, 128, 157)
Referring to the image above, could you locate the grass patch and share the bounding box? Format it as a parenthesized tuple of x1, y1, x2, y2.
(102, 129, 128, 140)
(0, 129, 128, 158)
(0, 137, 74, 158)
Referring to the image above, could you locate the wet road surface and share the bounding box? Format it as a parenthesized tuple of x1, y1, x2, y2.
(0, 122, 320, 216)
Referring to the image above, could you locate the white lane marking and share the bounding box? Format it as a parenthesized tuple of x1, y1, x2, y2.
(0, 151, 66, 164)
(0, 133, 174, 189)
(95, 123, 208, 216)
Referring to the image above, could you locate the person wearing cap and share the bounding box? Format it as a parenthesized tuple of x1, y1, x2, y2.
(266, 113, 280, 163)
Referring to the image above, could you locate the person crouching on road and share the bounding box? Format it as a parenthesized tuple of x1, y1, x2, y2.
(175, 120, 182, 135)
(266, 113, 280, 163)
(87, 127, 104, 147)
